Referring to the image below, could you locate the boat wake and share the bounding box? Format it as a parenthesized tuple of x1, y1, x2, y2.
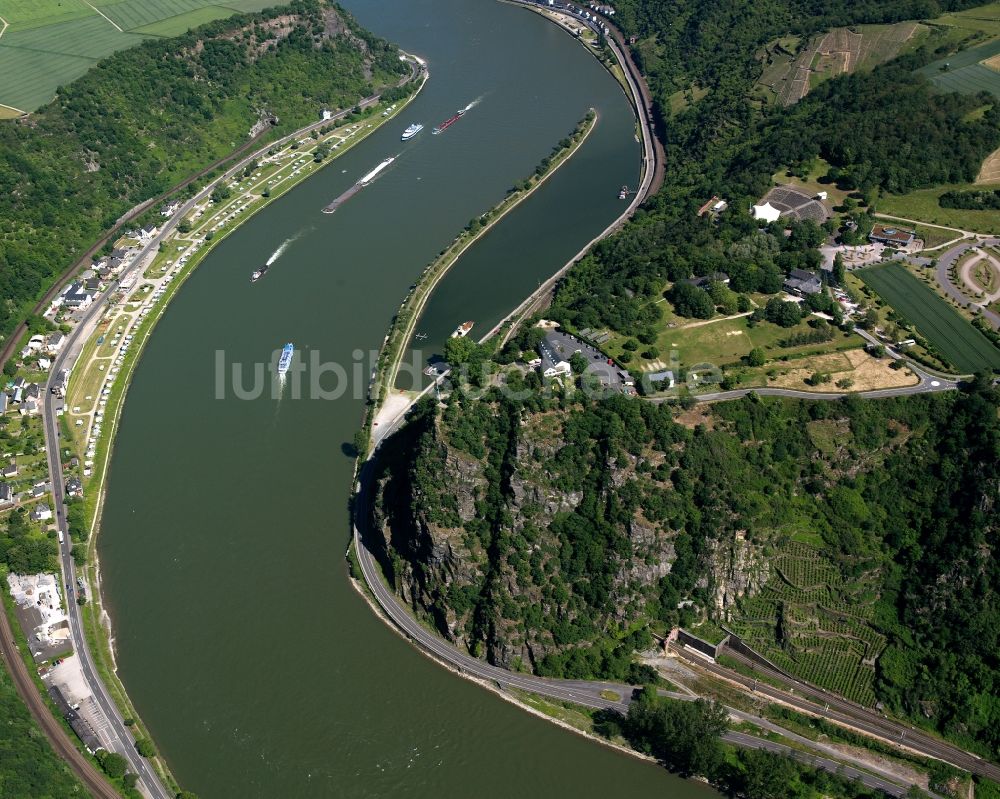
(266, 229, 307, 267)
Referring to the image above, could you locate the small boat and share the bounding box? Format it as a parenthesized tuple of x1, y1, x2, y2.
(277, 343, 294, 377)
(401, 122, 424, 141)
(250, 263, 269, 283)
(450, 321, 474, 339)
(618, 185, 628, 200)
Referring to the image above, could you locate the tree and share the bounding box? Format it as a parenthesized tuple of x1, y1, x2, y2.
(747, 347, 766, 367)
(569, 353, 588, 374)
(135, 738, 156, 758)
(3, 360, 16, 377)
(99, 752, 128, 779)
(832, 252, 845, 286)
(763, 297, 802, 328)
(733, 749, 801, 799)
(624, 689, 727, 776)
(667, 282, 714, 319)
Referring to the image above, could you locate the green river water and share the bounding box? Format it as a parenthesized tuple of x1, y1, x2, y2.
(96, 1, 719, 796)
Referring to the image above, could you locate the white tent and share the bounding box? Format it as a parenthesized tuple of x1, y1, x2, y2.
(751, 202, 781, 223)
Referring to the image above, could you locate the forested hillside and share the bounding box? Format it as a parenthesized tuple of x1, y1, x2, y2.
(372, 378, 1000, 755)
(549, 0, 1000, 334)
(0, 0, 407, 341)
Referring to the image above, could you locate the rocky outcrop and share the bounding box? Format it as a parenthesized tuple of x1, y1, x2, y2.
(709, 531, 769, 618)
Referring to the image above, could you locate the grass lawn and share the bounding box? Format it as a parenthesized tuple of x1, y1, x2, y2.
(877, 183, 1000, 234)
(859, 263, 1000, 373)
(930, 1, 1000, 39)
(636, 313, 860, 371)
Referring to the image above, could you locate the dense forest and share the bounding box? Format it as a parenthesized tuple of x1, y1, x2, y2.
(548, 0, 1000, 335)
(0, 0, 406, 341)
(373, 376, 1000, 757)
(0, 659, 83, 798)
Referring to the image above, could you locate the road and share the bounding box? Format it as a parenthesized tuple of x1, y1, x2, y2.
(935, 238, 1000, 330)
(0, 62, 426, 799)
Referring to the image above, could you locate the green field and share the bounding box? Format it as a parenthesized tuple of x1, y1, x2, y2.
(918, 38, 1000, 97)
(878, 183, 1000, 233)
(0, 0, 276, 111)
(859, 262, 1000, 373)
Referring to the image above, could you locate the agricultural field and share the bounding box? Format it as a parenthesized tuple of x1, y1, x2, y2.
(728, 541, 886, 707)
(0, 0, 277, 112)
(918, 38, 1000, 97)
(754, 22, 925, 105)
(858, 262, 1000, 373)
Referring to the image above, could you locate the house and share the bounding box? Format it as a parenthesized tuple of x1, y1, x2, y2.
(62, 283, 94, 309)
(683, 271, 730, 289)
(139, 224, 158, 241)
(751, 202, 782, 224)
(37, 357, 51, 372)
(30, 503, 52, 522)
(85, 278, 102, 294)
(784, 268, 823, 296)
(27, 334, 45, 352)
(51, 370, 68, 397)
(11, 387, 23, 404)
(543, 360, 572, 378)
(697, 196, 728, 217)
(0, 483, 13, 505)
(24, 383, 40, 401)
(31, 481, 47, 498)
(46, 332, 65, 354)
(65, 477, 83, 498)
(646, 369, 676, 389)
(2, 460, 17, 479)
(20, 398, 39, 416)
(160, 201, 180, 217)
(537, 333, 576, 379)
(0, 394, 8, 414)
(869, 224, 915, 248)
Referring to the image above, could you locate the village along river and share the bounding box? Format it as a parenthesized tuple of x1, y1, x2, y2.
(96, 0, 718, 796)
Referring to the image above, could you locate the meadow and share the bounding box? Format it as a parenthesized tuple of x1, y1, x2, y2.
(858, 262, 1000, 373)
(0, 0, 277, 112)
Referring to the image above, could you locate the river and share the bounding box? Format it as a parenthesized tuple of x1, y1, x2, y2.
(96, 1, 717, 796)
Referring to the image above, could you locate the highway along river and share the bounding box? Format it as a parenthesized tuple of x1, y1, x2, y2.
(96, 0, 717, 796)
